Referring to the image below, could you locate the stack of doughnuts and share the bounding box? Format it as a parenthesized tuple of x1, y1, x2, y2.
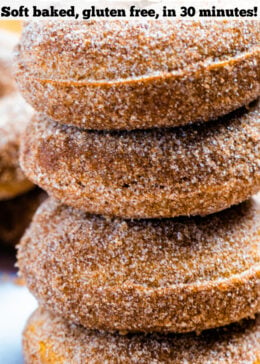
(0, 29, 45, 246)
(15, 20, 260, 363)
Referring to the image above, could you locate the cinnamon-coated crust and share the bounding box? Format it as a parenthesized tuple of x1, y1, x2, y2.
(0, 93, 34, 200)
(15, 20, 260, 130)
(17, 197, 260, 333)
(20, 100, 259, 218)
(23, 309, 260, 364)
(0, 188, 46, 245)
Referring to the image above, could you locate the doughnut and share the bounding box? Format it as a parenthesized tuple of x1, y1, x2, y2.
(17, 196, 260, 334)
(0, 188, 46, 245)
(0, 29, 19, 96)
(20, 100, 260, 219)
(0, 93, 34, 200)
(23, 309, 260, 364)
(15, 20, 260, 130)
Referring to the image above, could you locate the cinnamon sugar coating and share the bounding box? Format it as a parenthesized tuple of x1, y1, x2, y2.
(0, 188, 46, 245)
(23, 309, 260, 364)
(15, 20, 260, 130)
(0, 30, 18, 96)
(18, 197, 260, 333)
(20, 101, 260, 218)
(0, 93, 34, 200)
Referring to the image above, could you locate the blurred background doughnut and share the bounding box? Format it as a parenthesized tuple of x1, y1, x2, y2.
(0, 22, 46, 248)
(0, 93, 34, 200)
(0, 28, 19, 96)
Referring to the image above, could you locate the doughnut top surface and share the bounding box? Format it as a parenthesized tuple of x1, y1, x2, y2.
(17, 19, 259, 82)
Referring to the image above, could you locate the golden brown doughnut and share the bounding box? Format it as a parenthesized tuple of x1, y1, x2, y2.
(23, 309, 260, 364)
(0, 93, 34, 199)
(15, 20, 260, 130)
(0, 188, 46, 246)
(17, 197, 260, 334)
(0, 29, 18, 96)
(20, 100, 260, 219)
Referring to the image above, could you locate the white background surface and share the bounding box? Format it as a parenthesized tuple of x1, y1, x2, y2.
(0, 277, 37, 364)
